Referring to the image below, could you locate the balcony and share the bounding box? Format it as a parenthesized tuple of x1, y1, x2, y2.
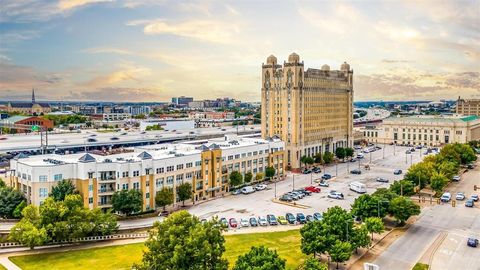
(98, 188, 115, 194)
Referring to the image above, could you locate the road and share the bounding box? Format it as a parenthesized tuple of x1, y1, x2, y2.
(373, 159, 480, 270)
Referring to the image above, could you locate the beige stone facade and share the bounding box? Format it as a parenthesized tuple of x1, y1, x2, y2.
(456, 97, 480, 116)
(261, 53, 353, 168)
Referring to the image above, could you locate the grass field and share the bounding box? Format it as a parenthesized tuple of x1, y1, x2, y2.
(10, 229, 305, 270)
(0, 264, 6, 270)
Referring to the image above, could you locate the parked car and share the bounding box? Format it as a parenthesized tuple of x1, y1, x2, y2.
(350, 158, 357, 162)
(313, 167, 322, 173)
(255, 184, 267, 191)
(456, 192, 466, 200)
(350, 181, 367, 193)
(249, 217, 258, 226)
(305, 186, 321, 193)
(277, 216, 288, 225)
(328, 190, 344, 200)
(240, 218, 249, 227)
(318, 180, 329, 187)
(467, 238, 479, 247)
(296, 189, 312, 196)
(471, 195, 479, 202)
(465, 199, 474, 207)
(467, 163, 475, 169)
(375, 177, 389, 183)
(452, 175, 461, 181)
(357, 153, 364, 159)
(241, 186, 255, 194)
(200, 218, 208, 225)
(350, 169, 362, 175)
(279, 194, 293, 202)
(220, 218, 228, 228)
(322, 174, 332, 180)
(306, 215, 315, 222)
(313, 212, 322, 221)
(286, 213, 296, 224)
(229, 218, 238, 228)
(267, 214, 278, 225)
(296, 213, 307, 224)
(302, 169, 312, 174)
(287, 192, 300, 200)
(405, 150, 411, 154)
(394, 169, 403, 175)
(291, 191, 305, 199)
(110, 137, 120, 140)
(87, 138, 97, 142)
(258, 216, 268, 226)
(231, 189, 242, 195)
(441, 192, 452, 202)
(415, 145, 423, 149)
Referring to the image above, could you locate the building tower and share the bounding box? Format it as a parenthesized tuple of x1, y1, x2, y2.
(261, 53, 354, 169)
(32, 88, 36, 104)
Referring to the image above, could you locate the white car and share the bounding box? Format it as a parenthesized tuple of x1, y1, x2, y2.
(456, 192, 466, 201)
(328, 191, 344, 200)
(452, 175, 461, 181)
(255, 184, 267, 191)
(258, 216, 268, 226)
(240, 218, 249, 227)
(441, 192, 451, 202)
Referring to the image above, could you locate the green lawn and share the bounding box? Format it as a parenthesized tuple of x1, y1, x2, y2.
(0, 264, 6, 270)
(10, 229, 305, 270)
(412, 263, 429, 270)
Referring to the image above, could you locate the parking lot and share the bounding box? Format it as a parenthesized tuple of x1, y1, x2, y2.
(189, 144, 425, 228)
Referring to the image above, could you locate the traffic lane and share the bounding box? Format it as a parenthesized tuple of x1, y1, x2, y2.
(431, 232, 480, 270)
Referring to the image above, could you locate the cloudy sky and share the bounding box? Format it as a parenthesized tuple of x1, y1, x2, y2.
(0, 0, 479, 102)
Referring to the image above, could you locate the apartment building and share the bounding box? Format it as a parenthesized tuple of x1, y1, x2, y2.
(456, 97, 480, 116)
(8, 135, 285, 210)
(361, 115, 480, 146)
(261, 53, 354, 168)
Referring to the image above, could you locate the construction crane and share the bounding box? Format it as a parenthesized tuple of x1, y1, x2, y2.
(0, 122, 49, 154)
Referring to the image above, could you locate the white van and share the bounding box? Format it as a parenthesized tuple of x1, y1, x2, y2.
(241, 186, 255, 194)
(350, 181, 367, 194)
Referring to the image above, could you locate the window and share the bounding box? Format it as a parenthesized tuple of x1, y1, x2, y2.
(88, 172, 94, 179)
(177, 164, 184, 170)
(176, 174, 184, 181)
(88, 185, 93, 192)
(156, 178, 164, 188)
(166, 176, 174, 185)
(186, 172, 193, 179)
(133, 182, 140, 190)
(156, 167, 164, 174)
(39, 175, 47, 182)
(122, 171, 129, 178)
(456, 130, 462, 135)
(186, 162, 193, 168)
(39, 188, 48, 198)
(253, 151, 258, 156)
(235, 154, 240, 159)
(146, 180, 150, 187)
(195, 161, 202, 166)
(122, 183, 129, 190)
(228, 155, 233, 160)
(88, 197, 93, 204)
(167, 166, 174, 172)
(133, 171, 140, 177)
(54, 174, 63, 181)
(146, 193, 150, 199)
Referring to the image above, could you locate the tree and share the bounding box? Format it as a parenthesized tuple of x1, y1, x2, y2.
(452, 143, 477, 164)
(0, 177, 5, 188)
(265, 166, 275, 179)
(233, 246, 286, 270)
(0, 186, 26, 219)
(135, 211, 228, 270)
(13, 201, 27, 218)
(329, 241, 352, 269)
(49, 179, 79, 201)
(177, 182, 192, 207)
(9, 220, 48, 249)
(314, 153, 323, 164)
(389, 196, 420, 225)
(302, 258, 328, 270)
(430, 172, 449, 193)
(365, 217, 385, 240)
(156, 188, 174, 211)
(344, 148, 354, 159)
(229, 171, 244, 187)
(390, 180, 415, 196)
(372, 188, 398, 203)
(301, 220, 329, 257)
(350, 225, 371, 253)
(435, 160, 458, 180)
(351, 194, 387, 219)
(300, 156, 309, 168)
(255, 173, 264, 182)
(323, 152, 334, 164)
(335, 147, 346, 160)
(404, 161, 434, 189)
(111, 189, 143, 216)
(244, 172, 253, 183)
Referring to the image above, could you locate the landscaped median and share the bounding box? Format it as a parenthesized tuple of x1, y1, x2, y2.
(8, 229, 306, 270)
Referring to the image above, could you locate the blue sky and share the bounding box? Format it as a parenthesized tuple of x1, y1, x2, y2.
(0, 0, 479, 102)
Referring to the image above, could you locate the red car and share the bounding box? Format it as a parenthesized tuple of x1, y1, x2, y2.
(229, 218, 238, 228)
(305, 186, 321, 193)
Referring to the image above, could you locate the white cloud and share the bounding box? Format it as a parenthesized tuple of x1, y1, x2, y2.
(58, 0, 114, 11)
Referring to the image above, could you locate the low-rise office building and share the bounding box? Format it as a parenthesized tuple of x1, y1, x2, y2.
(8, 135, 285, 210)
(361, 115, 480, 146)
(456, 97, 480, 116)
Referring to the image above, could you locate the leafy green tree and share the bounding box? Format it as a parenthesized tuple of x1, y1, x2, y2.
(89, 208, 118, 236)
(314, 153, 323, 164)
(452, 143, 477, 164)
(49, 179, 79, 201)
(323, 152, 334, 164)
(435, 161, 458, 180)
(390, 180, 415, 196)
(265, 166, 275, 178)
(430, 172, 449, 193)
(0, 177, 5, 188)
(389, 196, 420, 225)
(335, 147, 346, 160)
(364, 217, 384, 240)
(300, 156, 309, 168)
(233, 246, 286, 270)
(437, 144, 461, 165)
(351, 194, 387, 219)
(13, 200, 27, 218)
(301, 220, 329, 257)
(229, 171, 244, 187)
(156, 188, 174, 211)
(255, 173, 264, 182)
(177, 182, 192, 207)
(111, 189, 143, 215)
(345, 148, 354, 158)
(329, 241, 352, 270)
(350, 225, 371, 253)
(372, 188, 398, 203)
(302, 258, 328, 270)
(9, 220, 48, 249)
(404, 161, 434, 189)
(244, 172, 253, 183)
(306, 156, 314, 166)
(0, 186, 26, 219)
(135, 211, 228, 270)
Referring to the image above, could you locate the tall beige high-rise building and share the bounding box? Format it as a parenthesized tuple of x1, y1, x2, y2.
(261, 53, 353, 169)
(456, 97, 480, 116)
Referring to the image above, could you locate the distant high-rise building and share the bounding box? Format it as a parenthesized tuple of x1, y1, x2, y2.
(261, 53, 354, 169)
(456, 96, 480, 116)
(172, 96, 194, 106)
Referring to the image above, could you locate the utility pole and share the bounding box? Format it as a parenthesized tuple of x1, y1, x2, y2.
(292, 174, 295, 191)
(310, 173, 312, 185)
(335, 162, 338, 177)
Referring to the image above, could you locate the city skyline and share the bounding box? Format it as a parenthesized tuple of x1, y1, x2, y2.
(1, 0, 479, 102)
